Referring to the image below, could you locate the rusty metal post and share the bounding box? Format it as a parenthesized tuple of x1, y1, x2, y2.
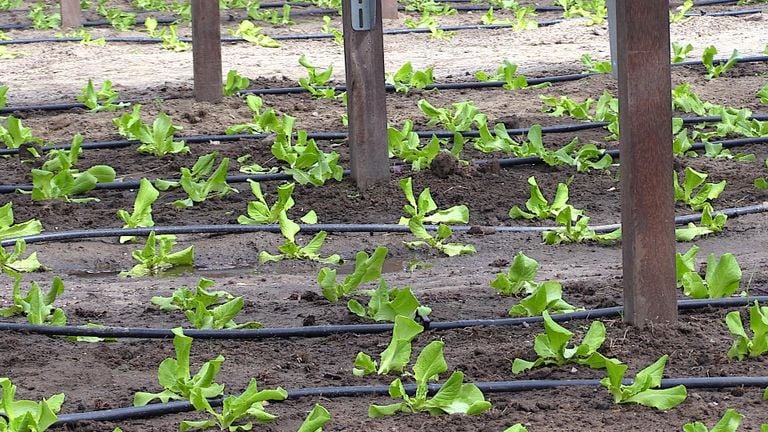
(342, 0, 390, 189)
(191, 0, 223, 103)
(616, 0, 677, 326)
(60, 0, 81, 28)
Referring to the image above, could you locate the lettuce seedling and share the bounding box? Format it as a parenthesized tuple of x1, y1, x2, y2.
(682, 408, 743, 432)
(0, 202, 43, 241)
(509, 176, 583, 221)
(272, 128, 344, 186)
(152, 278, 232, 311)
(56, 28, 107, 46)
(155, 152, 219, 191)
(674, 204, 727, 242)
(226, 95, 282, 135)
(580, 54, 612, 74)
(182, 378, 287, 432)
(490, 252, 540, 295)
(319, 246, 387, 302)
(368, 340, 492, 417)
(297, 404, 331, 432)
(0, 377, 65, 432)
(672, 42, 694, 64)
(321, 16, 343, 45)
(503, 425, 528, 432)
(113, 105, 189, 156)
(117, 178, 159, 243)
(474, 121, 520, 154)
(418, 99, 486, 132)
(508, 281, 581, 317)
(121, 232, 194, 277)
(28, 1, 60, 29)
(403, 12, 455, 40)
(0, 116, 43, 150)
(76, 79, 128, 112)
(725, 301, 768, 360)
(675, 245, 700, 287)
(0, 276, 66, 326)
(480, 6, 538, 31)
(0, 240, 44, 277)
(680, 252, 742, 299)
(0, 85, 6, 109)
(97, 0, 136, 30)
(259, 212, 340, 264)
(348, 280, 432, 323)
(674, 167, 726, 210)
(354, 315, 424, 376)
(758, 83, 768, 106)
(512, 311, 610, 373)
(223, 70, 250, 96)
(702, 46, 739, 79)
(386, 62, 434, 93)
(298, 55, 337, 99)
(238, 181, 315, 225)
(541, 95, 592, 119)
(134, 328, 225, 406)
(388, 121, 461, 170)
(601, 355, 687, 410)
(228, 20, 281, 47)
(542, 207, 621, 245)
(175, 155, 238, 208)
(474, 60, 542, 90)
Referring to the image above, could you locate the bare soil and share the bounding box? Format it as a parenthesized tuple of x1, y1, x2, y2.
(1, 1, 768, 431)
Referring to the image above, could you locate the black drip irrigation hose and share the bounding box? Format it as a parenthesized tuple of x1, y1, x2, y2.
(1, 202, 766, 248)
(50, 374, 768, 426)
(2, 296, 768, 341)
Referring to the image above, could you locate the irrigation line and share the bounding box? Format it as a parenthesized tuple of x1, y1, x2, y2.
(1, 202, 766, 248)
(50, 374, 768, 426)
(3, 296, 768, 341)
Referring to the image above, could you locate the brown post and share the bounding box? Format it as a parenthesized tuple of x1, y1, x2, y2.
(60, 0, 81, 28)
(342, 0, 390, 189)
(381, 0, 398, 19)
(616, 0, 677, 326)
(191, 0, 223, 103)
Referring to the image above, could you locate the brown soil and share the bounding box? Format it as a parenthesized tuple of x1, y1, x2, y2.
(2, 1, 768, 431)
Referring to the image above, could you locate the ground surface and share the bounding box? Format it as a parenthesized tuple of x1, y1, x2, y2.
(1, 1, 768, 431)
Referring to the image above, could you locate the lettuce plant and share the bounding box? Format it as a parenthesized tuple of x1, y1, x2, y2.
(0, 116, 43, 150)
(388, 121, 461, 171)
(271, 118, 344, 186)
(0, 276, 66, 326)
(259, 212, 340, 264)
(112, 105, 189, 156)
(121, 232, 194, 277)
(117, 178, 159, 243)
(320, 16, 343, 45)
(512, 311, 611, 373)
(474, 60, 543, 89)
(672, 42, 694, 64)
(680, 252, 742, 299)
(298, 55, 337, 99)
(480, 6, 538, 31)
(542, 207, 621, 245)
(674, 167, 726, 210)
(133, 328, 225, 406)
(725, 301, 768, 360)
(175, 155, 237, 208)
(554, 0, 606, 25)
(297, 404, 331, 432)
(223, 70, 250, 96)
(156, 152, 221, 190)
(474, 121, 519, 154)
(503, 426, 528, 432)
(399, 177, 475, 256)
(759, 83, 768, 105)
(580, 54, 612, 74)
(0, 240, 44, 277)
(0, 377, 64, 432)
(683, 408, 743, 432)
(238, 181, 314, 225)
(675, 245, 700, 287)
(490, 251, 539, 295)
(386, 62, 434, 93)
(418, 99, 486, 132)
(0, 85, 6, 108)
(508, 281, 581, 317)
(318, 246, 387, 302)
(28, 1, 60, 29)
(368, 340, 492, 417)
(182, 378, 287, 432)
(0, 202, 42, 241)
(702, 46, 739, 79)
(348, 280, 431, 323)
(354, 315, 424, 376)
(509, 176, 583, 221)
(76, 79, 128, 112)
(226, 95, 281, 135)
(228, 20, 280, 47)
(600, 355, 687, 410)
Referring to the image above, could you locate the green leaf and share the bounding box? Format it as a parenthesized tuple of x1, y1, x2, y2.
(490, 252, 539, 295)
(378, 316, 424, 374)
(683, 408, 743, 432)
(297, 404, 331, 432)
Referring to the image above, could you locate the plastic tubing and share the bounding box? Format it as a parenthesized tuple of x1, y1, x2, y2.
(50, 374, 768, 426)
(1, 203, 765, 248)
(2, 296, 768, 341)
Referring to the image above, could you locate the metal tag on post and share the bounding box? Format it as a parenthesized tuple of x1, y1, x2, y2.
(351, 0, 374, 31)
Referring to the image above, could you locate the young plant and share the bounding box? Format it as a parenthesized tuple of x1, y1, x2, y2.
(388, 121, 461, 170)
(600, 355, 688, 410)
(29, 156, 116, 203)
(672, 42, 694, 63)
(319, 246, 387, 302)
(298, 55, 338, 99)
(144, 18, 189, 51)
(151, 279, 261, 329)
(0, 116, 43, 150)
(0, 240, 44, 276)
(669, 0, 693, 23)
(112, 105, 189, 156)
(474, 60, 546, 90)
(512, 311, 610, 373)
(175, 154, 238, 208)
(28, 1, 61, 29)
(353, 315, 424, 376)
(225, 95, 281, 135)
(403, 12, 455, 40)
(759, 83, 768, 106)
(490, 252, 540, 295)
(399, 177, 475, 257)
(228, 20, 281, 47)
(121, 232, 194, 277)
(259, 212, 341, 264)
(297, 404, 331, 432)
(117, 178, 159, 243)
(554, 0, 607, 25)
(368, 340, 492, 417)
(320, 16, 343, 45)
(580, 53, 612, 74)
(725, 301, 768, 360)
(0, 276, 67, 326)
(508, 281, 581, 317)
(509, 176, 583, 221)
(542, 207, 621, 245)
(702, 46, 739, 79)
(248, 4, 292, 25)
(675, 245, 700, 287)
(480, 6, 537, 31)
(682, 408, 743, 432)
(418, 99, 487, 132)
(0, 85, 6, 108)
(97, 0, 136, 30)
(133, 328, 225, 406)
(77, 79, 128, 112)
(0, 202, 43, 241)
(680, 252, 742, 299)
(223, 70, 250, 96)
(182, 378, 287, 432)
(271, 120, 344, 186)
(238, 181, 312, 225)
(348, 280, 432, 323)
(386, 62, 435, 93)
(0, 377, 65, 432)
(675, 204, 728, 242)
(673, 167, 726, 210)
